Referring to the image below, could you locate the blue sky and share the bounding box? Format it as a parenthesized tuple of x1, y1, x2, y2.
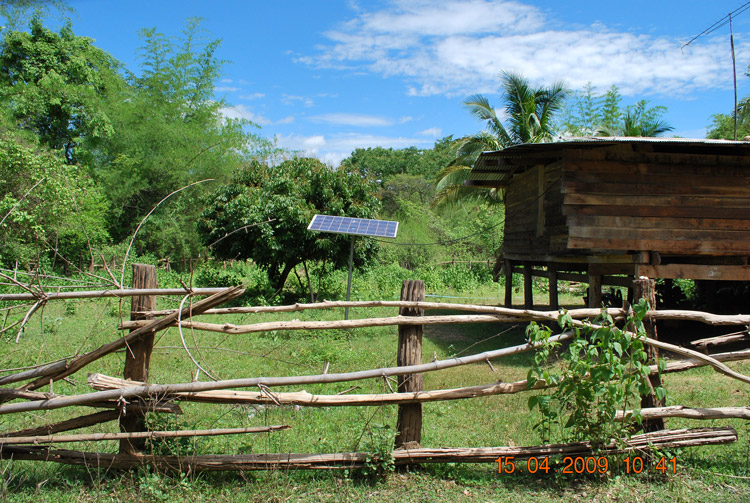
(52, 1, 750, 164)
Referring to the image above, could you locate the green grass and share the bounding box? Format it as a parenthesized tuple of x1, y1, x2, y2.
(1, 278, 749, 502)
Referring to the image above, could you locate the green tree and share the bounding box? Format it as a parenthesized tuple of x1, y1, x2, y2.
(198, 157, 381, 293)
(340, 136, 457, 182)
(0, 17, 121, 162)
(562, 85, 672, 137)
(436, 71, 566, 206)
(706, 64, 750, 140)
(0, 130, 108, 266)
(0, 0, 72, 31)
(706, 108, 750, 140)
(598, 100, 673, 137)
(83, 19, 271, 260)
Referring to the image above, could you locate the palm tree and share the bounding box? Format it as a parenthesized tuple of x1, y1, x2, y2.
(434, 71, 567, 207)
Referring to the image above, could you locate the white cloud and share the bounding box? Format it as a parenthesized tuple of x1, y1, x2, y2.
(277, 132, 432, 166)
(214, 86, 240, 93)
(304, 0, 750, 98)
(240, 92, 265, 100)
(359, 0, 542, 36)
(310, 113, 393, 127)
(417, 127, 442, 137)
(220, 105, 271, 126)
(282, 94, 315, 107)
(221, 106, 297, 126)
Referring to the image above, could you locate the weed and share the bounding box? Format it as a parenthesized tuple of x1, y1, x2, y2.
(526, 300, 667, 446)
(358, 424, 396, 482)
(144, 414, 201, 457)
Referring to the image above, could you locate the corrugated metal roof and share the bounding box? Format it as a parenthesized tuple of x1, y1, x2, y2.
(466, 137, 750, 187)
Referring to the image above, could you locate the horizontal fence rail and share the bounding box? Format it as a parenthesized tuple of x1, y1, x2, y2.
(1, 273, 749, 473)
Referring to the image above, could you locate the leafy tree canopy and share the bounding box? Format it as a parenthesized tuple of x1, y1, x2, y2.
(340, 136, 457, 182)
(706, 66, 750, 140)
(82, 18, 274, 260)
(0, 16, 122, 162)
(562, 84, 672, 137)
(0, 0, 72, 31)
(0, 128, 108, 266)
(198, 157, 381, 292)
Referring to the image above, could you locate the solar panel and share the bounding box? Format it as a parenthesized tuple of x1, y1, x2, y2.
(307, 215, 399, 238)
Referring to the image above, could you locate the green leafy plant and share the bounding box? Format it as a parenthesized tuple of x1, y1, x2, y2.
(144, 414, 200, 457)
(527, 300, 666, 447)
(359, 424, 396, 482)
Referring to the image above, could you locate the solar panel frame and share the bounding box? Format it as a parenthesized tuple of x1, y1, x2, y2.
(307, 214, 399, 238)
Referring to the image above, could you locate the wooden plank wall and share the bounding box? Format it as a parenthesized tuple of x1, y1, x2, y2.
(562, 144, 750, 256)
(504, 161, 567, 256)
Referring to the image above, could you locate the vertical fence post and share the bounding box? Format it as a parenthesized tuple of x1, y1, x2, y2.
(633, 276, 665, 432)
(120, 263, 157, 454)
(395, 279, 425, 449)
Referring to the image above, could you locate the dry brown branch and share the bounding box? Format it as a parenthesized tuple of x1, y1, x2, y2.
(640, 335, 750, 385)
(13, 286, 244, 391)
(140, 300, 617, 319)
(691, 332, 748, 350)
(0, 330, 575, 415)
(176, 293, 218, 381)
(138, 300, 750, 327)
(0, 360, 68, 386)
(88, 374, 547, 406)
(3, 411, 120, 437)
(14, 299, 44, 343)
(0, 357, 72, 375)
(661, 349, 750, 372)
(0, 425, 290, 445)
(0, 427, 736, 471)
(0, 272, 42, 298)
(98, 252, 121, 289)
(0, 287, 226, 302)
(119, 314, 533, 333)
(615, 405, 750, 421)
(0, 318, 23, 336)
(89, 348, 750, 407)
(647, 310, 750, 325)
(118, 179, 214, 288)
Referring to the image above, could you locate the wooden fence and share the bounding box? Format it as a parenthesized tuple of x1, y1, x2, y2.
(0, 264, 748, 472)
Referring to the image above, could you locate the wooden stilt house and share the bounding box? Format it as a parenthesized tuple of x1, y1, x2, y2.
(466, 138, 750, 309)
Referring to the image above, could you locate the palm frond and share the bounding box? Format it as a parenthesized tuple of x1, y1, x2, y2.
(435, 165, 471, 191)
(464, 94, 497, 122)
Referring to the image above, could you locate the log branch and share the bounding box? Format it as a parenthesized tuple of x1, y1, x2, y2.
(0, 427, 736, 471)
(14, 286, 244, 391)
(0, 425, 290, 445)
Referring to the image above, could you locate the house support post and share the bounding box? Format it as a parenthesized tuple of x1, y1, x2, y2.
(523, 262, 533, 309)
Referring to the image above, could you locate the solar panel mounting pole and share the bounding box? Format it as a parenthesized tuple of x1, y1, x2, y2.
(306, 215, 399, 320)
(345, 236, 354, 320)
